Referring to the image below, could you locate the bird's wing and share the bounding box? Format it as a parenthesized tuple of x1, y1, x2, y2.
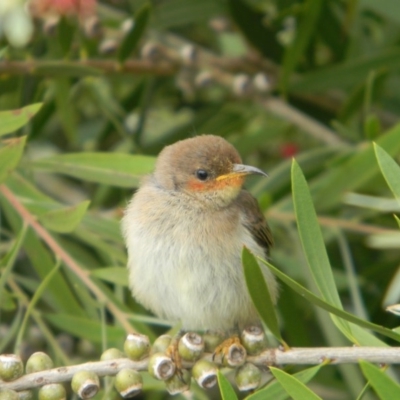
(237, 190, 273, 255)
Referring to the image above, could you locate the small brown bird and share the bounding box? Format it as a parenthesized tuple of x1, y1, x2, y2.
(122, 135, 277, 336)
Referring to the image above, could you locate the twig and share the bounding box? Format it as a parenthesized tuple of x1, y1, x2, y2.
(2, 347, 400, 391)
(0, 184, 134, 334)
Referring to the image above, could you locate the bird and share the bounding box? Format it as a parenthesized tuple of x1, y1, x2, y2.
(122, 134, 278, 355)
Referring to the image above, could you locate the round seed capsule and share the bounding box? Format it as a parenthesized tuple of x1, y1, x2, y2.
(151, 335, 172, 354)
(203, 331, 225, 353)
(71, 370, 100, 399)
(178, 332, 204, 362)
(240, 326, 267, 356)
(235, 362, 262, 391)
(147, 353, 175, 381)
(38, 383, 66, 400)
(222, 342, 246, 368)
(26, 352, 54, 374)
(0, 354, 23, 382)
(115, 368, 143, 398)
(124, 333, 150, 361)
(192, 359, 218, 389)
(100, 348, 124, 361)
(165, 369, 191, 395)
(0, 389, 19, 400)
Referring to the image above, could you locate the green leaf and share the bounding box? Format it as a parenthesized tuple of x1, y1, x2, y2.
(33, 153, 155, 188)
(359, 361, 400, 400)
(217, 370, 238, 400)
(248, 365, 322, 400)
(374, 143, 400, 203)
(0, 136, 27, 183)
(44, 313, 125, 343)
(291, 159, 343, 307)
(0, 104, 43, 136)
(242, 247, 284, 345)
(269, 367, 322, 400)
(258, 257, 400, 343)
(90, 267, 129, 286)
(38, 200, 90, 233)
(280, 0, 323, 93)
(118, 3, 151, 62)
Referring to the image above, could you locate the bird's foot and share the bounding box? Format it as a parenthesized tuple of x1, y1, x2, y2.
(212, 335, 246, 367)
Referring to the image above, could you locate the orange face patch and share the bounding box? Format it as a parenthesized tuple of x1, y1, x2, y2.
(186, 174, 245, 192)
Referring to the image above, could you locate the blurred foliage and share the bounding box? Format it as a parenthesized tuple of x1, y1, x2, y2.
(1, 0, 400, 398)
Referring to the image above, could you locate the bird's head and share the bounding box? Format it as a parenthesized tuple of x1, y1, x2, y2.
(154, 135, 266, 208)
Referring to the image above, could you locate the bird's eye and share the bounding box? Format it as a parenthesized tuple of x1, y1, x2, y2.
(195, 169, 208, 181)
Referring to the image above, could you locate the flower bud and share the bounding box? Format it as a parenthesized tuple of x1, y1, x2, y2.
(240, 326, 267, 356)
(180, 45, 197, 65)
(192, 359, 218, 389)
(141, 42, 163, 62)
(178, 332, 204, 362)
(124, 333, 150, 361)
(38, 383, 66, 400)
(114, 368, 143, 398)
(99, 39, 118, 55)
(0, 389, 19, 400)
(83, 16, 102, 38)
(151, 335, 172, 354)
(203, 331, 225, 353)
(235, 363, 262, 391)
(165, 369, 191, 395)
(26, 352, 54, 374)
(147, 353, 175, 381)
(222, 342, 246, 368)
(253, 73, 271, 93)
(71, 370, 100, 399)
(195, 71, 214, 88)
(100, 348, 124, 361)
(0, 354, 23, 381)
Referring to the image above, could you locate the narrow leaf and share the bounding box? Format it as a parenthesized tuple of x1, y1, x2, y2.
(0, 136, 27, 183)
(33, 153, 155, 188)
(360, 361, 400, 400)
(0, 103, 42, 136)
(248, 365, 322, 400)
(44, 313, 125, 343)
(270, 367, 322, 400)
(291, 160, 347, 314)
(242, 247, 284, 345)
(258, 257, 400, 343)
(374, 143, 400, 203)
(118, 3, 151, 62)
(38, 200, 90, 233)
(217, 370, 238, 400)
(90, 267, 129, 286)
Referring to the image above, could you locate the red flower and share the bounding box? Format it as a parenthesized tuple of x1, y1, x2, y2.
(29, 0, 96, 19)
(280, 143, 299, 158)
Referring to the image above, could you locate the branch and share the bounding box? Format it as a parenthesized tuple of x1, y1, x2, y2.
(2, 347, 400, 391)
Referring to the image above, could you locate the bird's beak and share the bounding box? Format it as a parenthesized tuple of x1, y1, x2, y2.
(216, 164, 268, 181)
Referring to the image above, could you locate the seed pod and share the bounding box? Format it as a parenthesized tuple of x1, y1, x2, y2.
(115, 368, 143, 398)
(124, 333, 150, 361)
(235, 363, 262, 391)
(83, 16, 102, 38)
(99, 39, 118, 55)
(151, 335, 172, 354)
(192, 359, 218, 389)
(71, 370, 100, 399)
(221, 342, 246, 368)
(141, 42, 163, 62)
(0, 389, 19, 400)
(195, 71, 214, 88)
(203, 331, 225, 353)
(100, 348, 124, 361)
(147, 353, 175, 381)
(180, 45, 197, 65)
(0, 354, 23, 382)
(165, 369, 191, 395)
(38, 383, 66, 400)
(240, 326, 267, 356)
(253, 73, 271, 93)
(178, 332, 204, 362)
(26, 352, 54, 374)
